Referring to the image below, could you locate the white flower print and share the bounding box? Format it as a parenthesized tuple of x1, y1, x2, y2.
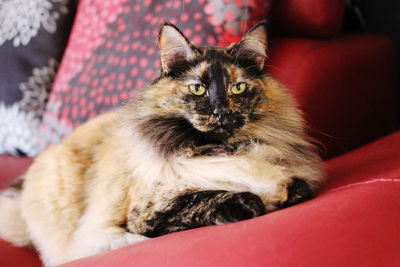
(0, 0, 69, 46)
(19, 58, 59, 121)
(0, 58, 60, 156)
(0, 103, 41, 157)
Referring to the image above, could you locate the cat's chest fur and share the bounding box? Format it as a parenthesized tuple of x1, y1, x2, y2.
(123, 119, 281, 192)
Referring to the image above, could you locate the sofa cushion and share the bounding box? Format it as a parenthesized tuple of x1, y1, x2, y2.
(40, 0, 273, 148)
(267, 34, 397, 159)
(0, 240, 41, 267)
(270, 0, 345, 37)
(0, 0, 75, 157)
(63, 182, 400, 267)
(59, 131, 400, 266)
(0, 156, 33, 190)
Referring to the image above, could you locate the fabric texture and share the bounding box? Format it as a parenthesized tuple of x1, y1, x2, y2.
(267, 34, 397, 159)
(0, 0, 76, 157)
(0, 239, 40, 267)
(0, 156, 33, 190)
(40, 0, 273, 149)
(270, 0, 345, 37)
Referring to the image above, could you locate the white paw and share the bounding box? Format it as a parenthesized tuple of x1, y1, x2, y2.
(68, 230, 148, 262)
(110, 232, 149, 250)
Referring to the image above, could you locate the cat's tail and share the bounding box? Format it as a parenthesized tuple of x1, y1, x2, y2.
(0, 177, 31, 247)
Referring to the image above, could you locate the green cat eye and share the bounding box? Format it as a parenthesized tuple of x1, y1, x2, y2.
(231, 82, 247, 95)
(189, 84, 206, 96)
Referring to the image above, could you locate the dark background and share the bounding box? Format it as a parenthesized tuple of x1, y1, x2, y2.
(344, 0, 400, 126)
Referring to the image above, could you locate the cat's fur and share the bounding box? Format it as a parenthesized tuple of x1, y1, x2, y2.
(0, 22, 324, 266)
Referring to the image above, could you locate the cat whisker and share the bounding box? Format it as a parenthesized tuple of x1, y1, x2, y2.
(264, 64, 284, 72)
(241, 63, 262, 72)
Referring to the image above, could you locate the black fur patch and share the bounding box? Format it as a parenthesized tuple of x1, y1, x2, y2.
(142, 190, 266, 238)
(204, 61, 229, 111)
(165, 59, 200, 80)
(164, 48, 265, 80)
(119, 222, 128, 229)
(10, 176, 24, 190)
(137, 116, 249, 156)
(279, 178, 315, 208)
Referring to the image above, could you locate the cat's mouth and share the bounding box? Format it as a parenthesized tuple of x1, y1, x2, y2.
(193, 123, 232, 137)
(190, 119, 237, 143)
(199, 127, 232, 144)
(214, 126, 230, 134)
(187, 112, 245, 143)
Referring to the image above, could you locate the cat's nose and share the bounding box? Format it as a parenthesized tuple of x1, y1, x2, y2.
(213, 107, 229, 119)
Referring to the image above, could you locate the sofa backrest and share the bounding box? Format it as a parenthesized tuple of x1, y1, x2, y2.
(270, 0, 345, 37)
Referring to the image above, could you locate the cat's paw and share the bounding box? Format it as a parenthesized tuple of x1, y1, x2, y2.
(68, 229, 148, 262)
(278, 177, 315, 208)
(109, 233, 149, 250)
(211, 192, 266, 224)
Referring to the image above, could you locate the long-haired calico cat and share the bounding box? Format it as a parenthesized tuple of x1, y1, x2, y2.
(0, 22, 324, 266)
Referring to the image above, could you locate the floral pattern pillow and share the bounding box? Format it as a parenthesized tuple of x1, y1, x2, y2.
(0, 0, 76, 156)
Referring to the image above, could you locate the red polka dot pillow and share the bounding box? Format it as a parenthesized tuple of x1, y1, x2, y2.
(40, 0, 273, 146)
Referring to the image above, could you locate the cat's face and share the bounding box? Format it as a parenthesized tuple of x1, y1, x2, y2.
(137, 22, 270, 150)
(175, 54, 264, 139)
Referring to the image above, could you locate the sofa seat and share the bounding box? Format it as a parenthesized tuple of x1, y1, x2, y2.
(1, 131, 399, 267)
(0, 156, 33, 190)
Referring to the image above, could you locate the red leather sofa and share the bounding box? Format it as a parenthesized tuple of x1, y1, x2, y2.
(1, 0, 399, 266)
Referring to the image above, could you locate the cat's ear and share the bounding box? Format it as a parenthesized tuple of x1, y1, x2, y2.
(227, 22, 268, 69)
(159, 22, 199, 74)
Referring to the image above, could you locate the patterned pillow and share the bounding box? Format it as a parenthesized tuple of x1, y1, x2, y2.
(40, 0, 273, 150)
(0, 0, 76, 156)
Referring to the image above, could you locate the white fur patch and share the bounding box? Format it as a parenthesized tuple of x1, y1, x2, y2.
(0, 190, 30, 247)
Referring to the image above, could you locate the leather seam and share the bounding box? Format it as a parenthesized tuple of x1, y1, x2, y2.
(327, 178, 400, 192)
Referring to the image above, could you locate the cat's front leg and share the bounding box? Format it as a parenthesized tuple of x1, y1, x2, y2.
(134, 190, 266, 238)
(67, 225, 148, 263)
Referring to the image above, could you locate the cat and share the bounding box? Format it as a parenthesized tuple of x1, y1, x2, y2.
(0, 22, 324, 266)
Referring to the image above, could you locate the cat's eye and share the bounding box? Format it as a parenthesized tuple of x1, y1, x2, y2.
(189, 84, 206, 96)
(231, 82, 247, 95)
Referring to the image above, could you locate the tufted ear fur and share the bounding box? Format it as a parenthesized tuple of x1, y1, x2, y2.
(158, 22, 199, 74)
(227, 22, 268, 69)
